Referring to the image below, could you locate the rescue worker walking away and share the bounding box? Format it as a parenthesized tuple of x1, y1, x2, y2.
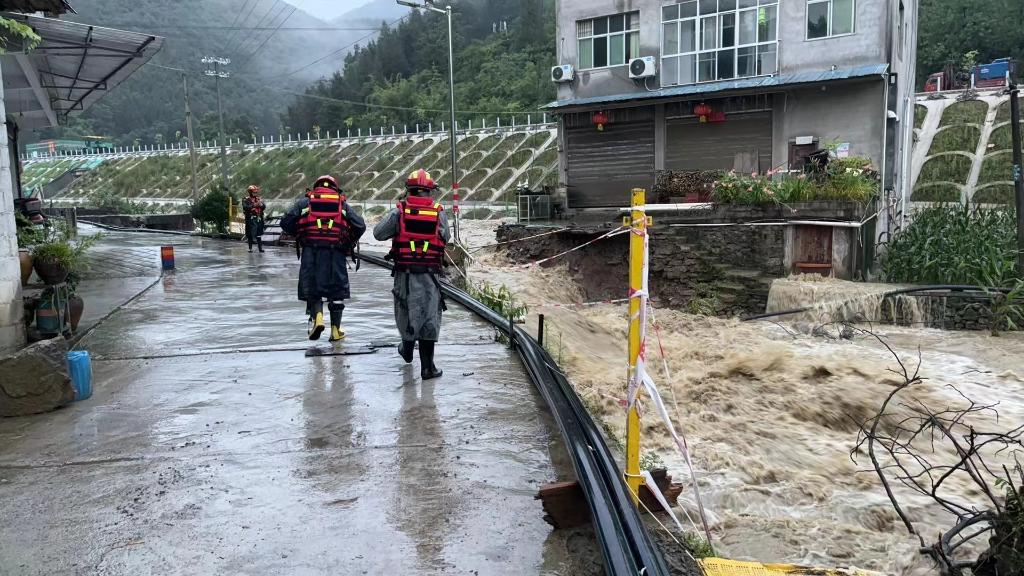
(243, 185, 267, 253)
(373, 169, 450, 380)
(280, 175, 365, 342)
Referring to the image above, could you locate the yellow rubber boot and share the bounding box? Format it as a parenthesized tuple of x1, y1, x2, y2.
(308, 312, 325, 341)
(330, 325, 345, 342)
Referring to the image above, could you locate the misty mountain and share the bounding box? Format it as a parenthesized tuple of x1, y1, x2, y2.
(35, 0, 368, 146)
(332, 0, 406, 27)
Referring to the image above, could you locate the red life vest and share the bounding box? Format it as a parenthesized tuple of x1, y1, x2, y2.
(297, 187, 349, 246)
(392, 195, 445, 271)
(247, 196, 265, 216)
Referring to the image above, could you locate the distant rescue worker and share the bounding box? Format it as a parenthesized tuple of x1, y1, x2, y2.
(243, 184, 267, 253)
(280, 175, 366, 342)
(373, 169, 450, 380)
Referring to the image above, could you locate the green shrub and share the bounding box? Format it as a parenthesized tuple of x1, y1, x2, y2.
(929, 125, 981, 155)
(191, 187, 235, 233)
(974, 184, 1016, 204)
(996, 100, 1012, 123)
(712, 171, 781, 204)
(911, 183, 962, 202)
(883, 203, 1019, 286)
(918, 154, 973, 184)
(940, 100, 988, 126)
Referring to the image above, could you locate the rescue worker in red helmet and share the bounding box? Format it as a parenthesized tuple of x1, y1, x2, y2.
(372, 169, 450, 380)
(243, 184, 267, 253)
(280, 175, 366, 342)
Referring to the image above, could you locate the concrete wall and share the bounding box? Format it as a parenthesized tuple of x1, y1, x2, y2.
(777, 0, 888, 74)
(555, 0, 657, 103)
(556, 0, 897, 103)
(0, 68, 25, 355)
(771, 79, 886, 170)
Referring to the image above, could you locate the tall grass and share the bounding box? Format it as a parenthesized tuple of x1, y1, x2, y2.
(883, 204, 1019, 286)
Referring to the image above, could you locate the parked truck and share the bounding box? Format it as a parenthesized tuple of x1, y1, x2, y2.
(923, 58, 1015, 92)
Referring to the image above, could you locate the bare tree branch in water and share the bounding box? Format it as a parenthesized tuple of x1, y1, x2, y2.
(839, 324, 1024, 575)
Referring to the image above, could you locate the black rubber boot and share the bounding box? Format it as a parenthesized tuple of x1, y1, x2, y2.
(419, 340, 442, 380)
(257, 237, 264, 253)
(398, 340, 415, 363)
(307, 300, 325, 341)
(328, 303, 345, 342)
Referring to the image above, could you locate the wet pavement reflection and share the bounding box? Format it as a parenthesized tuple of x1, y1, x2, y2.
(0, 230, 593, 575)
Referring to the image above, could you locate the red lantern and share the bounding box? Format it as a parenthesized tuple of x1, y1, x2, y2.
(693, 103, 712, 117)
(592, 111, 609, 132)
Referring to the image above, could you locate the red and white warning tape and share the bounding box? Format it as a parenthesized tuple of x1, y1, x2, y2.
(519, 226, 629, 269)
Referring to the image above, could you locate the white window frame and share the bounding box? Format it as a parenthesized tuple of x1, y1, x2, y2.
(806, 0, 856, 41)
(576, 12, 640, 71)
(660, 0, 779, 88)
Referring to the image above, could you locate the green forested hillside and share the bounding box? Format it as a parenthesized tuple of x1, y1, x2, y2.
(917, 0, 1024, 86)
(285, 0, 555, 132)
(39, 0, 365, 147)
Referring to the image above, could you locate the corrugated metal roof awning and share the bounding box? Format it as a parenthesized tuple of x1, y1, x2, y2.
(0, 12, 163, 130)
(0, 0, 73, 14)
(546, 64, 890, 110)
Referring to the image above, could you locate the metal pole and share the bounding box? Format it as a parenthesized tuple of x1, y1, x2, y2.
(215, 62, 228, 188)
(626, 188, 647, 505)
(183, 73, 199, 202)
(537, 314, 545, 347)
(1011, 84, 1024, 275)
(446, 5, 460, 243)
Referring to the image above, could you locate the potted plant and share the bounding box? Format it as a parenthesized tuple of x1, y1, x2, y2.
(31, 240, 73, 285)
(15, 212, 43, 286)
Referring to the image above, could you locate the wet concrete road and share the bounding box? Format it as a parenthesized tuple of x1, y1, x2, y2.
(0, 231, 591, 575)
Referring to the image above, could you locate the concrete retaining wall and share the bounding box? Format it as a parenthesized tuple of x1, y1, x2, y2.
(498, 202, 864, 316)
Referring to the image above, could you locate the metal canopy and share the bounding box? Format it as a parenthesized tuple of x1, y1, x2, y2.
(0, 12, 163, 130)
(546, 63, 890, 110)
(0, 0, 74, 14)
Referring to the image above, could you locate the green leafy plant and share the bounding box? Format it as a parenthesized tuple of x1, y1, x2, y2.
(191, 186, 235, 234)
(0, 16, 41, 53)
(710, 171, 781, 204)
(15, 212, 44, 248)
(680, 532, 715, 559)
(469, 281, 527, 343)
(31, 241, 74, 269)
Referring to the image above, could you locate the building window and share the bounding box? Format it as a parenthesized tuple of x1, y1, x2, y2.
(577, 12, 640, 70)
(807, 0, 855, 39)
(661, 0, 778, 87)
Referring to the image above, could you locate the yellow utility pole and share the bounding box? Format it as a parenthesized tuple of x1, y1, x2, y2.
(625, 188, 647, 503)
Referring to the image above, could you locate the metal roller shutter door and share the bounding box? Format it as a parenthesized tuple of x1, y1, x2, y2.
(566, 121, 655, 208)
(665, 112, 772, 173)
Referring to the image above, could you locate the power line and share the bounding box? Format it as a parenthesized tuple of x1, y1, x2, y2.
(222, 0, 263, 55)
(218, 0, 252, 54)
(235, 4, 298, 71)
(256, 14, 409, 80)
(267, 85, 545, 116)
(232, 0, 290, 58)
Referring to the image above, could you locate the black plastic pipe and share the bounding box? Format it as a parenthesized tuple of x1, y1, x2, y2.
(360, 252, 670, 576)
(743, 284, 1014, 322)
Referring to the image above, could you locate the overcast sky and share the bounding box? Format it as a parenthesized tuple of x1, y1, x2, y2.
(282, 0, 370, 21)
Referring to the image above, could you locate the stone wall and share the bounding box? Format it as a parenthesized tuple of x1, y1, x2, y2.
(498, 202, 865, 316)
(0, 200, 24, 355)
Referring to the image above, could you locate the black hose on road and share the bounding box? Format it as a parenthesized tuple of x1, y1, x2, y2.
(359, 252, 670, 576)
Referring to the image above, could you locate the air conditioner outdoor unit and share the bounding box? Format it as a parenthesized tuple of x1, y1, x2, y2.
(551, 64, 574, 83)
(629, 56, 656, 79)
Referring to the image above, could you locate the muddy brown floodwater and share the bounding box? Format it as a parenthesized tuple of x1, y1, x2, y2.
(0, 228, 602, 575)
(462, 232, 1024, 576)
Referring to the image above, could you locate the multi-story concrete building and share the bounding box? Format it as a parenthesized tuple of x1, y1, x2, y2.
(548, 0, 918, 219)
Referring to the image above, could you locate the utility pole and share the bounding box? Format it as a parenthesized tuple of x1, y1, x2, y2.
(202, 56, 231, 189)
(183, 73, 200, 203)
(1011, 84, 1024, 275)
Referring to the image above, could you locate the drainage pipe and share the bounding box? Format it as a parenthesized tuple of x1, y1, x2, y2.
(359, 252, 670, 576)
(743, 284, 1014, 322)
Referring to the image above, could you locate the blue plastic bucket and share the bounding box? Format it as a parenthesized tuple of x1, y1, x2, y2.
(67, 351, 93, 401)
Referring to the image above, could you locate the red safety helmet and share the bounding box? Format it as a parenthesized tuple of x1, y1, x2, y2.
(405, 169, 437, 190)
(313, 175, 339, 190)
(247, 184, 260, 194)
